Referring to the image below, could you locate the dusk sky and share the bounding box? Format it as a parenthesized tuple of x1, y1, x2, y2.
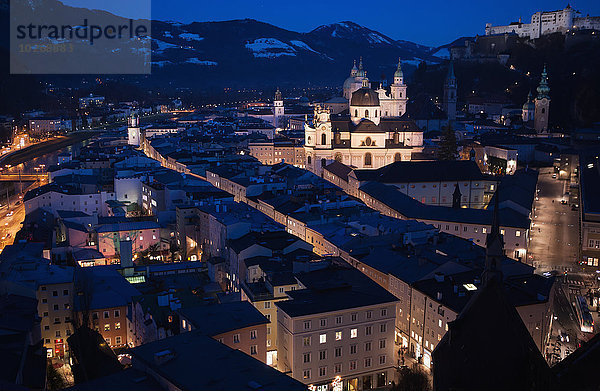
(61, 0, 600, 46)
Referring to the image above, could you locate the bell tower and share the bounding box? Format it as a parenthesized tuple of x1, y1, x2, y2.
(534, 65, 550, 133)
(273, 87, 285, 128)
(443, 62, 457, 121)
(127, 113, 141, 146)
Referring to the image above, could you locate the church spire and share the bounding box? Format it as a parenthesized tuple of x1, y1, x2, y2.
(362, 71, 369, 88)
(358, 56, 364, 77)
(452, 183, 462, 208)
(536, 64, 550, 99)
(394, 58, 403, 78)
(350, 59, 358, 77)
(275, 87, 282, 101)
(483, 189, 504, 284)
(446, 61, 456, 81)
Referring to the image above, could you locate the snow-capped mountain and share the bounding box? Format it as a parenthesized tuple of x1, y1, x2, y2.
(148, 19, 445, 87)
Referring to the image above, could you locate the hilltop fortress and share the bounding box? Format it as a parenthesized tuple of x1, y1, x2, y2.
(485, 5, 600, 40)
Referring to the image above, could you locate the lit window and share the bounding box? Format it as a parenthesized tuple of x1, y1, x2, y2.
(350, 328, 357, 338)
(104, 324, 110, 331)
(516, 230, 521, 237)
(335, 331, 342, 341)
(320, 334, 327, 344)
(115, 322, 121, 330)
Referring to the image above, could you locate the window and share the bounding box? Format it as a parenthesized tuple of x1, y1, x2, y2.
(53, 304, 59, 310)
(264, 301, 271, 309)
(55, 331, 61, 337)
(53, 291, 58, 297)
(351, 313, 357, 321)
(321, 133, 327, 145)
(379, 355, 386, 364)
(114, 310, 120, 318)
(303, 337, 311, 347)
(106, 338, 111, 346)
(365, 325, 372, 336)
(303, 352, 311, 363)
(365, 341, 372, 351)
(115, 336, 122, 344)
(351, 328, 358, 338)
(115, 322, 121, 330)
(104, 311, 109, 319)
(320, 318, 327, 327)
(250, 330, 257, 340)
(250, 345, 258, 355)
(233, 334, 240, 343)
(303, 369, 311, 380)
(334, 363, 342, 373)
(104, 324, 110, 331)
(365, 109, 369, 118)
(336, 316, 342, 324)
(365, 357, 372, 367)
(279, 287, 285, 294)
(350, 360, 357, 371)
(320, 334, 327, 344)
(381, 309, 387, 316)
(319, 366, 327, 377)
(304, 321, 311, 330)
(319, 350, 327, 360)
(366, 311, 372, 319)
(335, 331, 342, 341)
(364, 153, 372, 166)
(63, 289, 69, 296)
(380, 323, 387, 333)
(516, 230, 521, 237)
(350, 344, 357, 354)
(92, 312, 98, 320)
(335, 347, 342, 357)
(379, 339, 386, 349)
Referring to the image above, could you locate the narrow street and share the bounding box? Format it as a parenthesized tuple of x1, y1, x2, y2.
(529, 168, 579, 273)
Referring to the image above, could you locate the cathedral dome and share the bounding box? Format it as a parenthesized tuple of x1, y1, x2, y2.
(350, 87, 380, 107)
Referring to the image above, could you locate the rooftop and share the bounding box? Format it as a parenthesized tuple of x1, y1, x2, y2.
(131, 331, 307, 391)
(178, 301, 268, 336)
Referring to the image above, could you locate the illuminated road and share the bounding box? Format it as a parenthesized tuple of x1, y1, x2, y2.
(529, 169, 579, 273)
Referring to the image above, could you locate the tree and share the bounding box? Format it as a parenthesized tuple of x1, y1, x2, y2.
(392, 364, 432, 391)
(438, 123, 457, 161)
(47, 363, 67, 391)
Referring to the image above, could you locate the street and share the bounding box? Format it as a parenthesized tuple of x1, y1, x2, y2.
(529, 169, 579, 273)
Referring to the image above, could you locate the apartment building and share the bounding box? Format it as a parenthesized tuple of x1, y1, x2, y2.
(277, 267, 398, 391)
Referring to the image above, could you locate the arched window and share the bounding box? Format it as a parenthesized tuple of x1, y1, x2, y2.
(364, 152, 372, 166)
(365, 109, 369, 118)
(321, 133, 327, 145)
(307, 156, 311, 165)
(321, 158, 327, 167)
(394, 153, 402, 162)
(375, 110, 378, 117)
(334, 132, 341, 144)
(355, 109, 358, 117)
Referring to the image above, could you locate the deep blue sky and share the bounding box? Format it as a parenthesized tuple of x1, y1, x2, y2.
(61, 0, 600, 46)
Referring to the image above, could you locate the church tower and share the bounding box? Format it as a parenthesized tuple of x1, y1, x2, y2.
(452, 183, 462, 208)
(273, 87, 285, 128)
(443, 62, 458, 121)
(522, 91, 535, 123)
(534, 65, 550, 133)
(389, 58, 408, 117)
(483, 193, 505, 284)
(127, 112, 141, 146)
